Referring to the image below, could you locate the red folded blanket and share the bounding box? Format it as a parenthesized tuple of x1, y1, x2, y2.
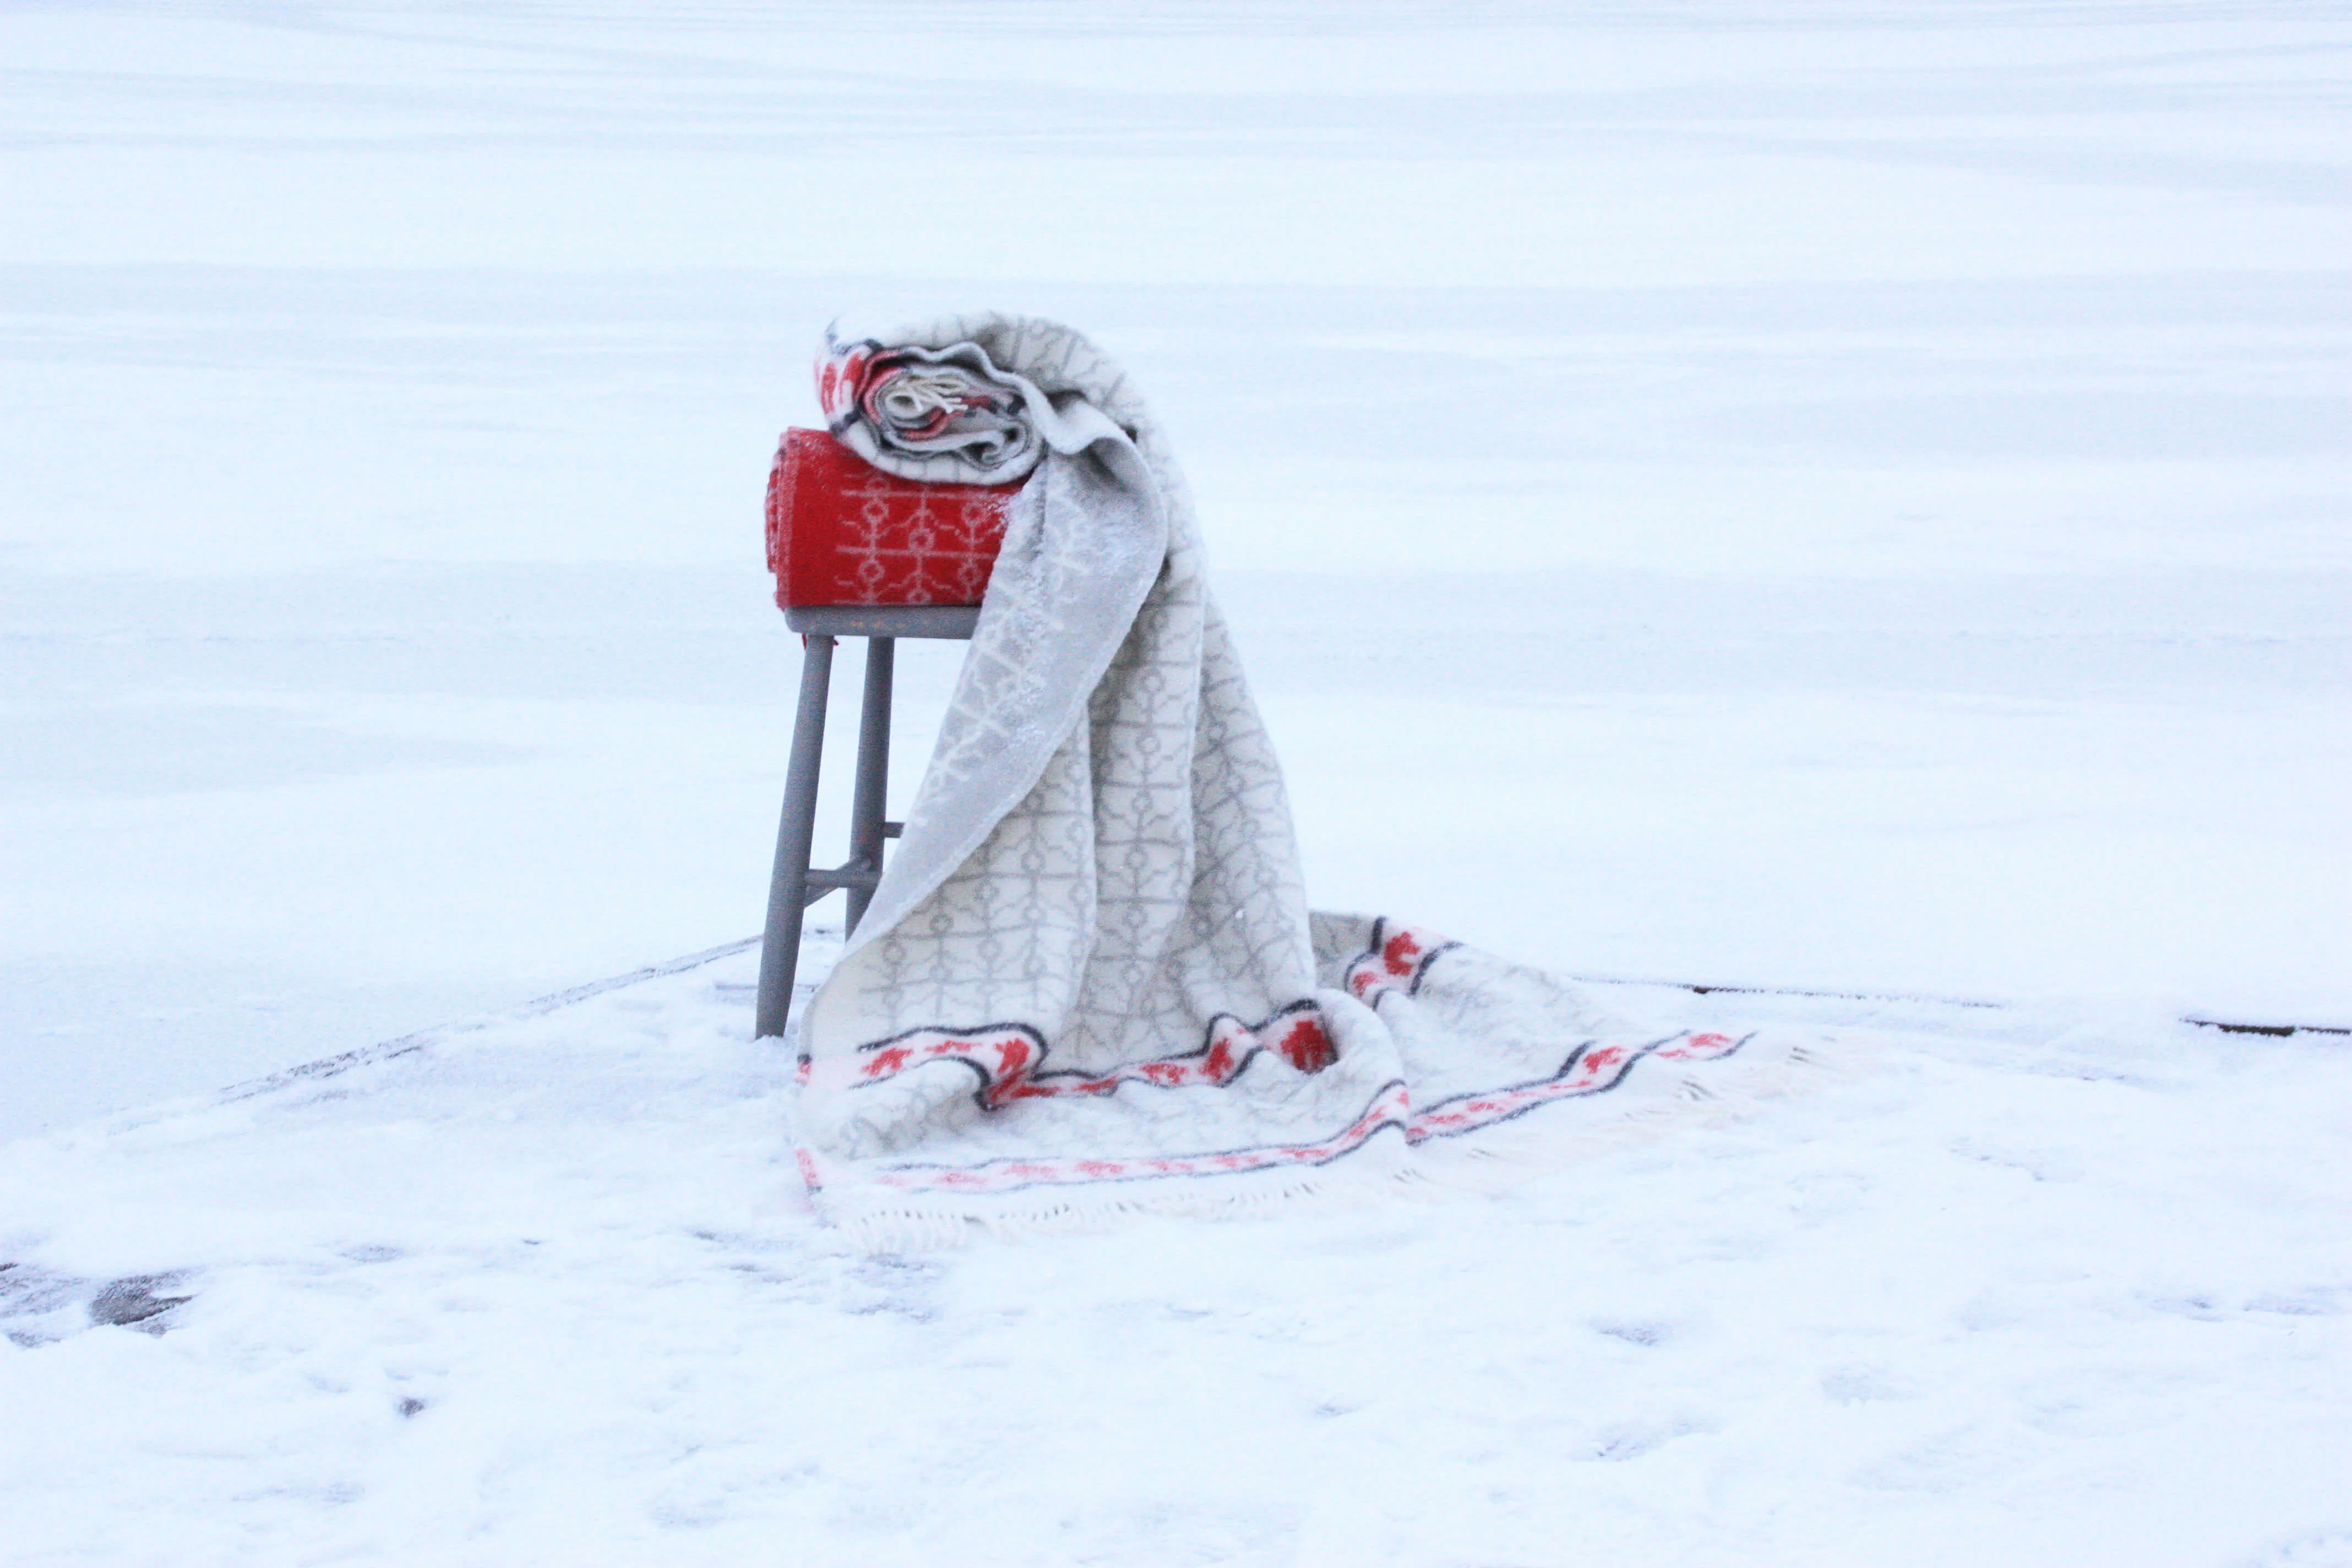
(764, 427, 1017, 612)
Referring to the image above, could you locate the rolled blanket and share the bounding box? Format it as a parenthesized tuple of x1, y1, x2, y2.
(816, 328, 1128, 486)
(793, 314, 1844, 1243)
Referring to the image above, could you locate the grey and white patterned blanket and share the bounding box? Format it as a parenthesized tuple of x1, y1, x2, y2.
(794, 315, 1837, 1242)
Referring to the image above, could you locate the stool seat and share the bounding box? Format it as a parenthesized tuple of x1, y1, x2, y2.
(754, 429, 1016, 1038)
(782, 605, 979, 640)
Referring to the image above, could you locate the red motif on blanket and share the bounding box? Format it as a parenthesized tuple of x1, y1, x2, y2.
(1345, 920, 1457, 1004)
(814, 345, 869, 423)
(852, 1005, 1338, 1114)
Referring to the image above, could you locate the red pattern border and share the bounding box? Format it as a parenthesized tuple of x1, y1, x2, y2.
(850, 1001, 1337, 1114)
(1406, 1028, 1747, 1142)
(801, 922, 1756, 1201)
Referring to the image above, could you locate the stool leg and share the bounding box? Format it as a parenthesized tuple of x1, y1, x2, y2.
(845, 636, 895, 936)
(755, 634, 835, 1039)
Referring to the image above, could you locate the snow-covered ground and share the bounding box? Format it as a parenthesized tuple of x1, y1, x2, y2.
(2, 3, 2346, 1562)
(4, 945, 2349, 1567)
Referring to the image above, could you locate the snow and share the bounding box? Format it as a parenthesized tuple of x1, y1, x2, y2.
(4, 947, 2348, 1566)
(2, 3, 2346, 1562)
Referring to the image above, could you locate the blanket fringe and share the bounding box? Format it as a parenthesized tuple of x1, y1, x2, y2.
(831, 1143, 1425, 1253)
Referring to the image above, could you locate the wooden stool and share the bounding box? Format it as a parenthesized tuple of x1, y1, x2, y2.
(754, 429, 1017, 1038)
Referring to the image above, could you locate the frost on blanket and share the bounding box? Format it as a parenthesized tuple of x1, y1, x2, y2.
(794, 315, 1836, 1236)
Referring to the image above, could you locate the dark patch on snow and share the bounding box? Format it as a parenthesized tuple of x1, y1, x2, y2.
(2, 1262, 88, 1344)
(1593, 1319, 1672, 1346)
(840, 1253, 941, 1321)
(1, 1261, 66, 1310)
(2187, 1017, 2350, 1039)
(6, 1265, 198, 1343)
(89, 1274, 194, 1332)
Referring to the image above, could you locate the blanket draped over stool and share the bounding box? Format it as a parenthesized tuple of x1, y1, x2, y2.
(794, 314, 1838, 1242)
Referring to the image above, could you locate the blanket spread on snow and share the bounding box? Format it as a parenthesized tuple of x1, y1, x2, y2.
(794, 314, 1836, 1239)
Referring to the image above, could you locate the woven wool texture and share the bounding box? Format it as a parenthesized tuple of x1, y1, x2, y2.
(764, 428, 1014, 611)
(793, 316, 1839, 1240)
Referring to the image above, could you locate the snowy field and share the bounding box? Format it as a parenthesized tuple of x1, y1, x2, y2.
(2, 3, 2347, 1564)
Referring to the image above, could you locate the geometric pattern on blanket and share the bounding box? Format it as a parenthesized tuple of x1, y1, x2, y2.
(788, 314, 1839, 1243)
